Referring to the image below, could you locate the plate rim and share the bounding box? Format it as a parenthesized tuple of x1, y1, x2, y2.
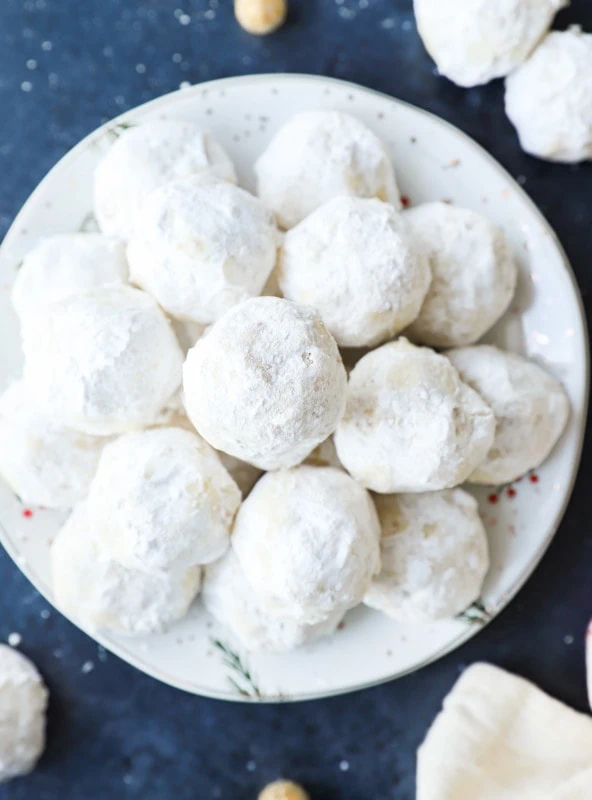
(0, 72, 588, 703)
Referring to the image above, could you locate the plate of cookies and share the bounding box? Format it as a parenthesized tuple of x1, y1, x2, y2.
(0, 74, 587, 701)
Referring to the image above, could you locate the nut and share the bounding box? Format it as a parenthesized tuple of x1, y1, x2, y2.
(258, 779, 310, 800)
(235, 0, 287, 35)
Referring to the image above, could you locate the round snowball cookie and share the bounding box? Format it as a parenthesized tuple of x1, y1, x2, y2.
(183, 297, 347, 471)
(255, 110, 400, 229)
(447, 345, 570, 484)
(127, 178, 280, 324)
(87, 427, 240, 573)
(203, 550, 344, 653)
(51, 504, 201, 636)
(0, 645, 48, 784)
(232, 466, 381, 625)
(0, 380, 107, 510)
(23, 286, 183, 436)
(334, 338, 495, 493)
(279, 197, 431, 348)
(94, 119, 237, 239)
(11, 233, 128, 323)
(404, 203, 517, 348)
(505, 28, 592, 163)
(414, 0, 567, 88)
(364, 489, 489, 622)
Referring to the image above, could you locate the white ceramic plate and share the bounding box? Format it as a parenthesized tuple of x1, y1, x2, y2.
(0, 74, 587, 702)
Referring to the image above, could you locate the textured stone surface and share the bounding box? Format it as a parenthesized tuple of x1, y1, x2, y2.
(1, 1, 591, 798)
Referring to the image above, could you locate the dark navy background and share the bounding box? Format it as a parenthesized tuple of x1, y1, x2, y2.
(1, 2, 591, 798)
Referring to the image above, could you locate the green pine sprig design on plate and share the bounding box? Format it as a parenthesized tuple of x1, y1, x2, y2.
(105, 120, 136, 141)
(211, 638, 262, 699)
(457, 600, 492, 625)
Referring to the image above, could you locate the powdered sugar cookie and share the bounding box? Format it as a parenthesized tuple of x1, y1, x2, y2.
(405, 203, 517, 348)
(11, 233, 128, 322)
(87, 427, 240, 573)
(0, 646, 47, 783)
(364, 489, 489, 621)
(414, 0, 567, 87)
(255, 110, 400, 229)
(334, 338, 495, 493)
(279, 196, 431, 347)
(94, 120, 236, 239)
(447, 345, 570, 484)
(505, 28, 592, 163)
(23, 286, 183, 436)
(203, 550, 343, 653)
(52, 504, 201, 636)
(232, 466, 381, 625)
(183, 297, 347, 470)
(127, 178, 280, 324)
(0, 380, 107, 510)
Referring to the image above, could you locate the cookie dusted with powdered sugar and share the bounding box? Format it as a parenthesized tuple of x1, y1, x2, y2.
(404, 203, 517, 348)
(414, 0, 567, 87)
(505, 28, 592, 163)
(364, 489, 489, 622)
(447, 345, 570, 484)
(127, 178, 280, 325)
(334, 339, 495, 493)
(0, 646, 48, 784)
(23, 286, 183, 436)
(232, 466, 381, 625)
(51, 504, 201, 636)
(255, 110, 400, 229)
(203, 550, 344, 653)
(183, 297, 347, 471)
(94, 119, 236, 239)
(86, 427, 240, 574)
(12, 233, 128, 322)
(0, 380, 108, 510)
(279, 197, 431, 348)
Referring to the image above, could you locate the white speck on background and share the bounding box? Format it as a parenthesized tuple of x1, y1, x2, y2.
(381, 17, 396, 29)
(123, 774, 133, 785)
(82, 660, 95, 674)
(339, 760, 350, 772)
(179, 13, 191, 25)
(402, 19, 413, 31)
(53, 648, 63, 659)
(41, 40, 52, 51)
(48, 72, 59, 88)
(172, 52, 182, 63)
(40, 609, 50, 620)
(8, 632, 22, 647)
(23, 28, 33, 39)
(26, 59, 37, 70)
(359, 0, 369, 8)
(564, 635, 574, 645)
(103, 45, 113, 57)
(204, 9, 215, 20)
(246, 760, 256, 772)
(339, 7, 355, 20)
(115, 95, 126, 106)
(21, 81, 33, 93)
(136, 63, 146, 74)
(517, 175, 527, 185)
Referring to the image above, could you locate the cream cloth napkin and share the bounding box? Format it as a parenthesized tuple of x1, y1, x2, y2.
(417, 663, 592, 800)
